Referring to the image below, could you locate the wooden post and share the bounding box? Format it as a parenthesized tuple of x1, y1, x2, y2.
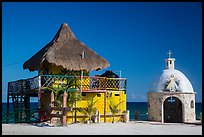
(200, 112, 202, 123)
(24, 95, 30, 122)
(97, 110, 100, 123)
(38, 75, 42, 122)
(62, 91, 67, 126)
(19, 80, 23, 122)
(12, 95, 17, 122)
(50, 92, 54, 124)
(104, 91, 106, 123)
(6, 82, 10, 123)
(124, 110, 129, 123)
(135, 111, 139, 121)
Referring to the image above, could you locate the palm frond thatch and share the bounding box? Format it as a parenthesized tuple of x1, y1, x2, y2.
(23, 23, 110, 71)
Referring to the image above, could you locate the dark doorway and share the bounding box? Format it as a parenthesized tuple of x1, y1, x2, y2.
(163, 96, 183, 123)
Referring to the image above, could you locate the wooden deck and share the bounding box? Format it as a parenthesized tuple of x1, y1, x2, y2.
(6, 75, 126, 123)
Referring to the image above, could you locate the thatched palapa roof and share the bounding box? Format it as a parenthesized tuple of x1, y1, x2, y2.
(23, 23, 110, 71)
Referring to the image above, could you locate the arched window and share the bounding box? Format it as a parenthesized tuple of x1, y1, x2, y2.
(190, 100, 194, 108)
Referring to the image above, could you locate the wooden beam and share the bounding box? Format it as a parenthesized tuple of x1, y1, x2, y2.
(6, 83, 10, 123)
(19, 80, 23, 122)
(38, 76, 42, 122)
(62, 91, 67, 126)
(50, 92, 54, 124)
(104, 92, 106, 123)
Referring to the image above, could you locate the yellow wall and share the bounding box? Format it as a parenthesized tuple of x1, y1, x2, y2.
(66, 90, 126, 123)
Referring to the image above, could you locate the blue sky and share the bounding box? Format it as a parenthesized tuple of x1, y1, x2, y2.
(2, 2, 202, 102)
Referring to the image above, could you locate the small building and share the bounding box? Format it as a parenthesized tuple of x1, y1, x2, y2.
(147, 51, 196, 123)
(7, 23, 128, 125)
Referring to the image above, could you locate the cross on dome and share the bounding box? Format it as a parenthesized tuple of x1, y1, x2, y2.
(167, 50, 172, 58)
(165, 50, 175, 69)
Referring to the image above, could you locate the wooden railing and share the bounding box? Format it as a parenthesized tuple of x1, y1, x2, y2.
(8, 75, 127, 94)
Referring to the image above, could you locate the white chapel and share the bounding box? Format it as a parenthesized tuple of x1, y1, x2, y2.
(147, 50, 196, 123)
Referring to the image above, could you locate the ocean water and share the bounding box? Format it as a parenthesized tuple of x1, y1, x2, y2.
(2, 102, 39, 123)
(2, 102, 202, 123)
(127, 102, 202, 121)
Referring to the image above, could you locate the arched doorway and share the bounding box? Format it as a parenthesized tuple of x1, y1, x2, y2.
(163, 96, 182, 123)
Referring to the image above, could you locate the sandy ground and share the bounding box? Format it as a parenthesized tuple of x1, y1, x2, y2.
(2, 121, 202, 135)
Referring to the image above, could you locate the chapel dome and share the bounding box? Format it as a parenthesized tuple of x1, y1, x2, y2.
(149, 50, 194, 93)
(149, 69, 194, 93)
